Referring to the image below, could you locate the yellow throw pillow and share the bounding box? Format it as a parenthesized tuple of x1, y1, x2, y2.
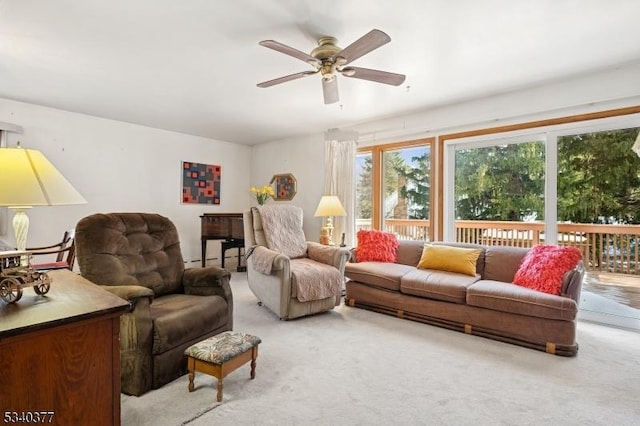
(417, 244, 481, 276)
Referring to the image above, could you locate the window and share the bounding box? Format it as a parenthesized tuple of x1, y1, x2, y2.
(453, 139, 545, 246)
(356, 139, 433, 241)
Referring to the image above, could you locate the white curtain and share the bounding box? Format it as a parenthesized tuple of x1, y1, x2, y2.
(323, 138, 356, 247)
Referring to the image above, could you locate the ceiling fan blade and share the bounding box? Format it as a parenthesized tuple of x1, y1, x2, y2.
(336, 29, 391, 65)
(341, 66, 406, 86)
(257, 70, 317, 88)
(259, 40, 319, 65)
(322, 78, 339, 104)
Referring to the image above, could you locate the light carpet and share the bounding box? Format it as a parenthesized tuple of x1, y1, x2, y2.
(122, 272, 640, 426)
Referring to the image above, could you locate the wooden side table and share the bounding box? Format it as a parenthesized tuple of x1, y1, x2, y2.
(0, 269, 129, 426)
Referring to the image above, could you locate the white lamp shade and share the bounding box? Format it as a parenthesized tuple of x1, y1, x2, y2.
(0, 147, 86, 207)
(314, 195, 346, 217)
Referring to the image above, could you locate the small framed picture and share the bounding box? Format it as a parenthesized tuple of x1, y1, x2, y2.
(270, 173, 297, 201)
(181, 161, 221, 204)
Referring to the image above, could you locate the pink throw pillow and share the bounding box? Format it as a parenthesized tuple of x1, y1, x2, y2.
(513, 245, 582, 295)
(355, 230, 399, 263)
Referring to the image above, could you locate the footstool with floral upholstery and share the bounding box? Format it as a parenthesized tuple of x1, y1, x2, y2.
(184, 331, 261, 402)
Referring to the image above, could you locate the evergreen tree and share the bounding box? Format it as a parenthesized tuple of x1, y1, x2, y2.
(558, 129, 640, 224)
(356, 154, 373, 219)
(397, 150, 430, 219)
(455, 142, 545, 220)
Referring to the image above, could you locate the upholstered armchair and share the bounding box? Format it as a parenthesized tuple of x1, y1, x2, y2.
(75, 213, 233, 396)
(243, 205, 350, 320)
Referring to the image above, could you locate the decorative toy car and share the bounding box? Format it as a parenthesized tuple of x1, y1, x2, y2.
(0, 251, 52, 304)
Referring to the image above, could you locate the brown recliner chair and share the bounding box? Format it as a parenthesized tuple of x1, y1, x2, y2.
(75, 212, 233, 396)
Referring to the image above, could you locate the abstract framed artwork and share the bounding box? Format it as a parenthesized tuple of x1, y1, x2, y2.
(270, 173, 297, 201)
(181, 161, 221, 204)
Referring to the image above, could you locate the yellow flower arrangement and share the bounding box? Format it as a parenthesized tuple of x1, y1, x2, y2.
(249, 185, 275, 205)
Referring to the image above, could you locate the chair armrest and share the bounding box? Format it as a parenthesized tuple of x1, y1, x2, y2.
(183, 266, 232, 298)
(246, 245, 290, 273)
(183, 266, 233, 330)
(307, 242, 351, 272)
(98, 284, 154, 310)
(100, 284, 154, 396)
(26, 243, 64, 251)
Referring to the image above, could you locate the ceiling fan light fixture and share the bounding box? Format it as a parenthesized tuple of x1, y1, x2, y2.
(340, 67, 356, 77)
(257, 29, 406, 104)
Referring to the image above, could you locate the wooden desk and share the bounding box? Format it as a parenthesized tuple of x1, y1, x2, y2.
(0, 269, 129, 426)
(200, 213, 246, 271)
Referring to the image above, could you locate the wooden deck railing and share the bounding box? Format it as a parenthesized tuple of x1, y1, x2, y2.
(355, 219, 640, 275)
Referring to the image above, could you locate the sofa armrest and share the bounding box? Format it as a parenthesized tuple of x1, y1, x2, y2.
(348, 247, 357, 262)
(307, 242, 351, 272)
(561, 261, 585, 302)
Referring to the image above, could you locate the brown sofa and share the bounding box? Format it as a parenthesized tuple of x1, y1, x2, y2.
(75, 213, 233, 395)
(345, 240, 585, 356)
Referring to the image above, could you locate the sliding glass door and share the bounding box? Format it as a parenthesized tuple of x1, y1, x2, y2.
(444, 115, 640, 328)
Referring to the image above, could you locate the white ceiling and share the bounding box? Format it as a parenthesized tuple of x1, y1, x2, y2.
(1, 0, 640, 145)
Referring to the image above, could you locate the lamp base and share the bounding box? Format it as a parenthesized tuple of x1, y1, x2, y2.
(319, 225, 334, 246)
(9, 207, 31, 265)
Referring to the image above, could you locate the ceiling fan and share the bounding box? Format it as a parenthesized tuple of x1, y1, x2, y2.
(257, 29, 406, 104)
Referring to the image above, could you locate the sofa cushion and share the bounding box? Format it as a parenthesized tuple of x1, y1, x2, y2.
(396, 240, 425, 266)
(355, 230, 399, 262)
(513, 245, 583, 295)
(466, 280, 577, 320)
(483, 246, 529, 282)
(151, 294, 229, 354)
(400, 269, 480, 303)
(417, 244, 481, 276)
(345, 262, 415, 291)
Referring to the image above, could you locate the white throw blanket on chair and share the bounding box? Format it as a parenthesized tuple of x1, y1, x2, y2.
(291, 258, 342, 302)
(249, 246, 278, 275)
(258, 205, 307, 258)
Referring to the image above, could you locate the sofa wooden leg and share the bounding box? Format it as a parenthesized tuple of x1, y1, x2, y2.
(546, 342, 556, 355)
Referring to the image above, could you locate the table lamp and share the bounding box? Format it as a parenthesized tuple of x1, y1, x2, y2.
(0, 142, 86, 255)
(314, 195, 346, 246)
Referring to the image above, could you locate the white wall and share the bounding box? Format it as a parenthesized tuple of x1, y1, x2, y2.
(249, 133, 326, 242)
(0, 98, 251, 265)
(352, 62, 640, 146)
